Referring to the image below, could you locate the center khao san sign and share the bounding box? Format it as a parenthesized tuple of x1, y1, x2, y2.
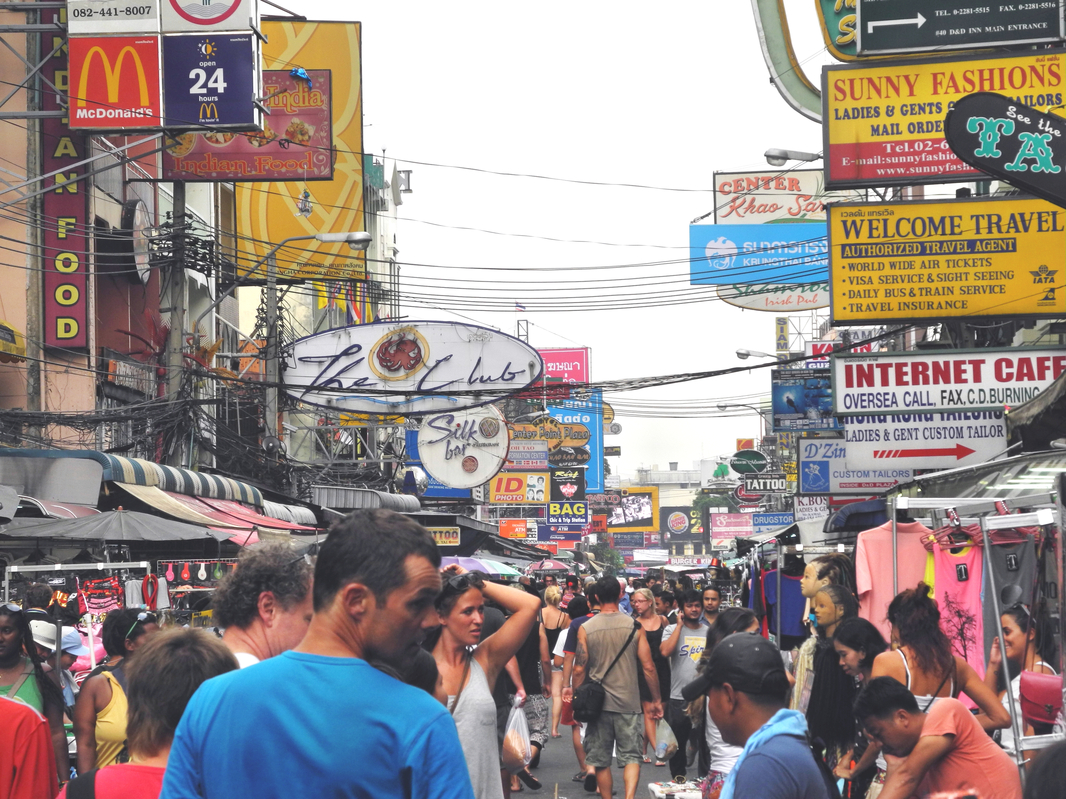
(285, 321, 544, 415)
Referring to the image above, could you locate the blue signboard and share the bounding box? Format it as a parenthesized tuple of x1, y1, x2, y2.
(753, 512, 794, 536)
(690, 223, 828, 285)
(547, 389, 604, 493)
(162, 33, 259, 129)
(771, 368, 841, 432)
(536, 525, 582, 542)
(405, 430, 471, 499)
(611, 532, 644, 549)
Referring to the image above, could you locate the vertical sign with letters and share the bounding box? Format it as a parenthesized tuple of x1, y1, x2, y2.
(42, 27, 89, 349)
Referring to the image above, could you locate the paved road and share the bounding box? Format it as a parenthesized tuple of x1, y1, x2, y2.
(520, 725, 677, 799)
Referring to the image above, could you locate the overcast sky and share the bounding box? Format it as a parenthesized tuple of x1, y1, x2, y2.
(296, 0, 836, 479)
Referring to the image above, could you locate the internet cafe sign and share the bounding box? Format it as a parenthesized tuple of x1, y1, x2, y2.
(286, 321, 544, 415)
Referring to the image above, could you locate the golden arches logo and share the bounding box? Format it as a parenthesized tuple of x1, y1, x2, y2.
(76, 46, 149, 107)
(199, 102, 219, 121)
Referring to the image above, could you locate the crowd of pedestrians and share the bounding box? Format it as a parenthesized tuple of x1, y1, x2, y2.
(0, 511, 1063, 799)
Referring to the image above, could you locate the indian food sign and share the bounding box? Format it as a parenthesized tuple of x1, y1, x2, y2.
(162, 69, 332, 180)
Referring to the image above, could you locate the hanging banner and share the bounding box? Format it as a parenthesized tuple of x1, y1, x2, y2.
(538, 347, 589, 382)
(549, 468, 585, 503)
(690, 224, 828, 285)
(823, 49, 1066, 188)
(829, 197, 1066, 324)
(717, 283, 831, 312)
(546, 389, 604, 492)
(844, 411, 1008, 469)
(710, 513, 754, 550)
(832, 348, 1066, 414)
(798, 438, 913, 494)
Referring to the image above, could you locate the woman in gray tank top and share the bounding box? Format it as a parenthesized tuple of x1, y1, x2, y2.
(431, 567, 542, 799)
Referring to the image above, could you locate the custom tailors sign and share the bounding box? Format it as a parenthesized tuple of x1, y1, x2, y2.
(823, 49, 1066, 188)
(828, 196, 1066, 324)
(832, 348, 1066, 415)
(68, 36, 162, 129)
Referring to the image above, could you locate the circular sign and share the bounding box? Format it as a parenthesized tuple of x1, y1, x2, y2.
(733, 484, 764, 503)
(370, 326, 430, 382)
(167, 0, 244, 27)
(667, 512, 689, 534)
(729, 450, 769, 475)
(602, 403, 615, 424)
(417, 406, 509, 489)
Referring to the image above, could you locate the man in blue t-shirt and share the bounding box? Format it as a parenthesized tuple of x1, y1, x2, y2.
(690, 632, 830, 799)
(159, 509, 474, 799)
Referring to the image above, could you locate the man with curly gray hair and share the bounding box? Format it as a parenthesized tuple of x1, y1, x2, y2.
(211, 542, 313, 668)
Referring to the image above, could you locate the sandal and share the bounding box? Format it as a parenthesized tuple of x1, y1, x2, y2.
(584, 773, 598, 793)
(517, 770, 542, 791)
(572, 772, 586, 782)
(643, 755, 652, 763)
(655, 760, 666, 767)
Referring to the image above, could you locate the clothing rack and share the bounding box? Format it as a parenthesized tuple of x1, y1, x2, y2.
(771, 542, 852, 648)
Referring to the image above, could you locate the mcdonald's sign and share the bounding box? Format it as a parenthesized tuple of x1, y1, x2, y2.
(68, 36, 161, 130)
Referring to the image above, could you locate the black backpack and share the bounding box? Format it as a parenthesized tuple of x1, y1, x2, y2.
(808, 736, 843, 799)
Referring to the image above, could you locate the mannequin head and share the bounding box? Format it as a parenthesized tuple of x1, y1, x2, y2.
(800, 553, 855, 599)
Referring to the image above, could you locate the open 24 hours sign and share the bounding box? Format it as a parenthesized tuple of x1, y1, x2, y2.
(832, 348, 1066, 415)
(823, 49, 1066, 188)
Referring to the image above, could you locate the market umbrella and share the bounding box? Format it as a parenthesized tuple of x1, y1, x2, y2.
(0, 510, 231, 542)
(527, 558, 570, 572)
(440, 556, 520, 577)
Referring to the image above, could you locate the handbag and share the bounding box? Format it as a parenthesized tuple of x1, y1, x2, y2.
(572, 620, 638, 723)
(1019, 670, 1062, 726)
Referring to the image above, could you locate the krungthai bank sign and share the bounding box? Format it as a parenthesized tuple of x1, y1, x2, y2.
(68, 36, 162, 130)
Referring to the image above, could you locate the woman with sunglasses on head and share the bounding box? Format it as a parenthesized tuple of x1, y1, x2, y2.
(430, 566, 541, 799)
(983, 603, 1058, 762)
(0, 601, 68, 781)
(73, 608, 160, 774)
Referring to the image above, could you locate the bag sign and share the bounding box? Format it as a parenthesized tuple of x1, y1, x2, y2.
(832, 348, 1066, 414)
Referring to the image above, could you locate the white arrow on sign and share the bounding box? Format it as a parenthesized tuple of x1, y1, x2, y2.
(868, 12, 926, 34)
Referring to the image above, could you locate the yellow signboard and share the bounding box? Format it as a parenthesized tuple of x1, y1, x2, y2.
(235, 21, 365, 281)
(829, 197, 1066, 324)
(428, 527, 460, 547)
(488, 472, 549, 504)
(823, 50, 1066, 188)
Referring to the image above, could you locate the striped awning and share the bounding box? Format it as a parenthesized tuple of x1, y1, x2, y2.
(0, 320, 25, 364)
(101, 454, 264, 507)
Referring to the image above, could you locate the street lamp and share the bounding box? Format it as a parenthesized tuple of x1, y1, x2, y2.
(764, 148, 821, 167)
(736, 348, 777, 360)
(717, 402, 771, 435)
(191, 230, 373, 445)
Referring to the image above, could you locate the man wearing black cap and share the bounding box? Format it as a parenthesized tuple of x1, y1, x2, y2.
(683, 632, 829, 799)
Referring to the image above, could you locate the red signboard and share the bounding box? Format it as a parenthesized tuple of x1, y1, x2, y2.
(539, 347, 589, 383)
(68, 36, 161, 130)
(162, 70, 334, 182)
(591, 514, 607, 534)
(42, 31, 88, 349)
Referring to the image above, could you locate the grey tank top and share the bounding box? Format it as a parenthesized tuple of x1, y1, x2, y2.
(448, 657, 503, 799)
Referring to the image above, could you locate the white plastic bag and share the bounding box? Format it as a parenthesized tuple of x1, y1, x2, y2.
(501, 698, 533, 774)
(654, 718, 678, 761)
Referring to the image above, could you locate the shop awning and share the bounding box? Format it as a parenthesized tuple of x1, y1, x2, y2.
(100, 455, 265, 507)
(113, 483, 244, 527)
(0, 320, 25, 363)
(17, 496, 100, 519)
(201, 497, 317, 531)
(0, 509, 230, 541)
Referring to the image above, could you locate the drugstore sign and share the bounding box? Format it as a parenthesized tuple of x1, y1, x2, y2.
(823, 49, 1066, 188)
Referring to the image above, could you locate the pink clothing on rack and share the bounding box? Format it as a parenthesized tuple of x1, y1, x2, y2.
(931, 544, 985, 678)
(856, 520, 934, 641)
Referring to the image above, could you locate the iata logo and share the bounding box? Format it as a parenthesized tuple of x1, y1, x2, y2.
(1031, 265, 1058, 284)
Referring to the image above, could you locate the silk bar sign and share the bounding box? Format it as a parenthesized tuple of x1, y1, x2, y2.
(832, 348, 1066, 415)
(286, 321, 544, 415)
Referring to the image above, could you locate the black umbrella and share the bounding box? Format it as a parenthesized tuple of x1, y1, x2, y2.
(0, 509, 231, 542)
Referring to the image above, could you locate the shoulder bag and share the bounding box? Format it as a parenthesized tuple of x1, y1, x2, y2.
(572, 620, 639, 723)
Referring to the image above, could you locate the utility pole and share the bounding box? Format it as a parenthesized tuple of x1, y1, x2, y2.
(166, 181, 186, 466)
(263, 254, 278, 442)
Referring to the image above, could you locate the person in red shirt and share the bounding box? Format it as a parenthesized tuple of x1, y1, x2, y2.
(854, 676, 1022, 799)
(60, 629, 237, 799)
(0, 694, 57, 799)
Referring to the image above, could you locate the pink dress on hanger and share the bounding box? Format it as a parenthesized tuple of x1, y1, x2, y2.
(856, 520, 934, 641)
